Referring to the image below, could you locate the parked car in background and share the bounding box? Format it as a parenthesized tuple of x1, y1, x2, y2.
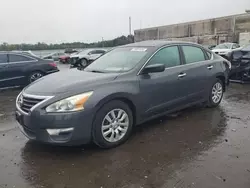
(212, 43, 241, 58)
(15, 41, 229, 149)
(226, 44, 250, 82)
(43, 52, 67, 61)
(203, 45, 216, 50)
(64, 48, 78, 54)
(0, 52, 59, 89)
(59, 54, 71, 64)
(69, 49, 106, 68)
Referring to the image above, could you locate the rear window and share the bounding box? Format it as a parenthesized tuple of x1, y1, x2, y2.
(182, 46, 206, 64)
(0, 54, 7, 64)
(9, 54, 33, 62)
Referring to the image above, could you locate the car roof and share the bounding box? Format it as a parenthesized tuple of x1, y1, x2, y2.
(122, 40, 201, 48)
(0, 51, 39, 58)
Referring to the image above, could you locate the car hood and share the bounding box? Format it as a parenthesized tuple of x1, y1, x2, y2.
(212, 49, 231, 53)
(24, 69, 119, 95)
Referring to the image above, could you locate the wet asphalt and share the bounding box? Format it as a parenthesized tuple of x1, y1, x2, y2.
(0, 64, 250, 188)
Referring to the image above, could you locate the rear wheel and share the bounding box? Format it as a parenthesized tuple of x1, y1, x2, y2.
(92, 100, 133, 149)
(207, 79, 223, 107)
(29, 71, 44, 83)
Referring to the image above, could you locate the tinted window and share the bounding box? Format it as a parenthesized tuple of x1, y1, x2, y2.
(9, 54, 32, 62)
(0, 54, 8, 64)
(182, 46, 206, 64)
(148, 46, 181, 68)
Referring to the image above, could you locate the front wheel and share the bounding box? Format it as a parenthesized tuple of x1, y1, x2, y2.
(79, 59, 88, 68)
(92, 100, 133, 149)
(207, 79, 224, 108)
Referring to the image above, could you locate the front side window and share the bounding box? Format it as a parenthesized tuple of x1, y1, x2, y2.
(9, 54, 33, 62)
(0, 54, 8, 64)
(147, 46, 181, 68)
(182, 46, 206, 64)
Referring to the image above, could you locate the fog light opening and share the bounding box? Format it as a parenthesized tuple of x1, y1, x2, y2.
(47, 128, 74, 136)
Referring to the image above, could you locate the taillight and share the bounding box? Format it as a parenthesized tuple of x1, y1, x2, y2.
(49, 62, 57, 68)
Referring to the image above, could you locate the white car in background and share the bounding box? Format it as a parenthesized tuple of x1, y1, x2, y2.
(69, 49, 106, 67)
(212, 43, 241, 56)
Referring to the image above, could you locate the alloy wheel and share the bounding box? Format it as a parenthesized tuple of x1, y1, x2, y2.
(30, 72, 43, 83)
(212, 82, 223, 104)
(101, 109, 129, 143)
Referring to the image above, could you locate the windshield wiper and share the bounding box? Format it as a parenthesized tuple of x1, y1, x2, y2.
(87, 70, 105, 73)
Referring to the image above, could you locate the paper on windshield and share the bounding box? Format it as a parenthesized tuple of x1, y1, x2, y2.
(131, 48, 147, 52)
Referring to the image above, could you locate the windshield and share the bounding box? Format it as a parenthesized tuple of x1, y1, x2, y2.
(79, 49, 93, 55)
(214, 43, 232, 49)
(85, 47, 148, 73)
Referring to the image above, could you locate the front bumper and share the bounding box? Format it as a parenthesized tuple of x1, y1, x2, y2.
(15, 107, 94, 146)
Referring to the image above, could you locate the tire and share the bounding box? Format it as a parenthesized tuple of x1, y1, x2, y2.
(79, 59, 88, 68)
(92, 100, 133, 149)
(28, 71, 44, 84)
(207, 79, 224, 108)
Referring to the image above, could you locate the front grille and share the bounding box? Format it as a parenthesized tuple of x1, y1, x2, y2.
(19, 95, 45, 113)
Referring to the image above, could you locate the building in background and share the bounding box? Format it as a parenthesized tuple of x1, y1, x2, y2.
(134, 13, 250, 45)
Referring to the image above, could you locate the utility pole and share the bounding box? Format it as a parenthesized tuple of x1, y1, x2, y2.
(102, 37, 104, 47)
(129, 17, 132, 35)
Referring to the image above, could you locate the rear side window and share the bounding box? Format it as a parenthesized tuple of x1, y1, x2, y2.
(0, 54, 8, 64)
(182, 46, 206, 64)
(9, 54, 33, 62)
(148, 46, 181, 68)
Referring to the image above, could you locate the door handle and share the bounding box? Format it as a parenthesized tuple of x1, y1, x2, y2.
(178, 73, 186, 78)
(207, 65, 213, 70)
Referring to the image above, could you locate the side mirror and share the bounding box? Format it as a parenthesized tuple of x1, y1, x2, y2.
(141, 64, 165, 74)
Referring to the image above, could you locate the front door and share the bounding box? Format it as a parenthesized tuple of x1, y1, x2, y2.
(139, 45, 189, 118)
(0, 53, 10, 88)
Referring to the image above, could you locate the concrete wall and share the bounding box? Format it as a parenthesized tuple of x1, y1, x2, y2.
(134, 13, 250, 45)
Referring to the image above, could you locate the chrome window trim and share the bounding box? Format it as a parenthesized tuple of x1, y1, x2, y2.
(0, 86, 20, 90)
(137, 45, 214, 75)
(0, 76, 25, 82)
(16, 92, 54, 115)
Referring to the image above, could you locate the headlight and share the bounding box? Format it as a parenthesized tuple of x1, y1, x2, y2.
(46, 91, 93, 113)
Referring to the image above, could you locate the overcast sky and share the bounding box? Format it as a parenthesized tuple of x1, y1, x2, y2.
(0, 0, 249, 44)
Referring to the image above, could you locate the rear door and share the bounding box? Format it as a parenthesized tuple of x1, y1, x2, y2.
(180, 45, 211, 103)
(7, 54, 37, 86)
(0, 53, 9, 88)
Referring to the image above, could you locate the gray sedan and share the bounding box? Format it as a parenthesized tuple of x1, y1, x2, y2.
(15, 40, 230, 148)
